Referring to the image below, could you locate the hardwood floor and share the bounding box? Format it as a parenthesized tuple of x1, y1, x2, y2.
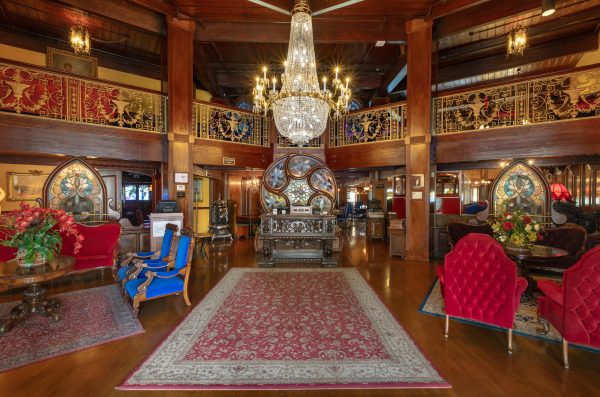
(1, 222, 598, 397)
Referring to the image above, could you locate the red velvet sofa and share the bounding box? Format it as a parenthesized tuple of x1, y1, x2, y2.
(0, 223, 121, 272)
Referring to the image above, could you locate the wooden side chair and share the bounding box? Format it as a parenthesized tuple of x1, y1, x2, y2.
(113, 223, 178, 283)
(123, 228, 195, 317)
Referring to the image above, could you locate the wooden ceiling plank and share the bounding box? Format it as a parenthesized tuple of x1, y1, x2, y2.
(436, 31, 598, 83)
(428, 0, 491, 19)
(127, 0, 178, 18)
(194, 19, 407, 43)
(435, 0, 540, 38)
(54, 0, 165, 34)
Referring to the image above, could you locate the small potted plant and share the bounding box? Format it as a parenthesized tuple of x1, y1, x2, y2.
(489, 210, 543, 250)
(0, 203, 83, 267)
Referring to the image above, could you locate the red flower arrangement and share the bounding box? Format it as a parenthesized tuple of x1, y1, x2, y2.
(489, 210, 543, 248)
(0, 203, 83, 266)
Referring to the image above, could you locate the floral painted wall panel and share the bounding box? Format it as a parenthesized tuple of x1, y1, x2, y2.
(260, 154, 337, 214)
(492, 161, 549, 216)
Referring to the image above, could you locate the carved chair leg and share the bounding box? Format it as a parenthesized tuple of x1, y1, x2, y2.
(183, 289, 191, 306)
(508, 328, 513, 355)
(132, 299, 140, 318)
(562, 338, 570, 369)
(444, 315, 449, 338)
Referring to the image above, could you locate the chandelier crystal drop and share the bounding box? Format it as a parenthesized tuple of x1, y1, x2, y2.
(253, 0, 352, 146)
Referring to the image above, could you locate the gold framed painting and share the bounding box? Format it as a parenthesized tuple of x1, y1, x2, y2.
(7, 172, 48, 201)
(47, 47, 98, 78)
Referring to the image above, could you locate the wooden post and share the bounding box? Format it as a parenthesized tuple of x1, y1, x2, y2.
(166, 17, 195, 226)
(405, 19, 433, 262)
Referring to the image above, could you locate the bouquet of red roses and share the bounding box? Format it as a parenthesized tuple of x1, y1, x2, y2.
(0, 203, 83, 265)
(489, 210, 543, 248)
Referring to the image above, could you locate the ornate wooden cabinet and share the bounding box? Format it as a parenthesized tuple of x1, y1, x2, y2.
(258, 214, 337, 267)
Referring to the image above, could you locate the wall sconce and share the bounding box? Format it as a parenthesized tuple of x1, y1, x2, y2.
(541, 0, 555, 17)
(507, 26, 527, 57)
(70, 24, 91, 55)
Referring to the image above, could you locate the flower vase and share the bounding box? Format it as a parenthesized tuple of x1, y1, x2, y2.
(504, 242, 530, 253)
(16, 251, 46, 268)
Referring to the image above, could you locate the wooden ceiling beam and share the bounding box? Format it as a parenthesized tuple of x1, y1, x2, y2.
(195, 44, 225, 98)
(435, 0, 540, 38)
(435, 31, 598, 83)
(438, 8, 600, 63)
(195, 19, 407, 43)
(54, 0, 165, 34)
(428, 0, 491, 20)
(126, 0, 178, 18)
(379, 54, 407, 95)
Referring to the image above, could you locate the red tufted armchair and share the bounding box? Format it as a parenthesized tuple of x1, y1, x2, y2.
(537, 245, 600, 369)
(436, 233, 528, 353)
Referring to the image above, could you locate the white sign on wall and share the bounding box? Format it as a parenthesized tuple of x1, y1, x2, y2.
(152, 220, 182, 237)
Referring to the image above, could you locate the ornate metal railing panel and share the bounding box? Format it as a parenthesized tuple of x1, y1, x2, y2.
(277, 134, 321, 148)
(194, 102, 269, 146)
(434, 67, 600, 135)
(329, 103, 406, 147)
(0, 61, 166, 133)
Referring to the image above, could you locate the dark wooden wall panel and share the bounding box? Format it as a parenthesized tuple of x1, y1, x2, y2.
(193, 139, 273, 169)
(326, 141, 406, 170)
(0, 113, 164, 161)
(435, 118, 600, 164)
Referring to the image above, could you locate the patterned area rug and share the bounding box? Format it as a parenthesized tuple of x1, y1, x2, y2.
(120, 268, 449, 390)
(0, 285, 143, 373)
(419, 279, 600, 353)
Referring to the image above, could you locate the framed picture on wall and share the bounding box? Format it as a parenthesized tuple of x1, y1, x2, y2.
(7, 172, 48, 201)
(410, 174, 425, 190)
(47, 48, 98, 78)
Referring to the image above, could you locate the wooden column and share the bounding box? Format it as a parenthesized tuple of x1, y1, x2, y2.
(405, 19, 433, 262)
(166, 18, 195, 226)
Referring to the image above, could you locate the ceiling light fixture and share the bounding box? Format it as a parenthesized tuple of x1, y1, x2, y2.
(70, 24, 91, 55)
(253, 0, 352, 146)
(507, 26, 527, 57)
(541, 0, 556, 17)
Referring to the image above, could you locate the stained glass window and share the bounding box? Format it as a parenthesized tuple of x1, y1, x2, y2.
(492, 161, 548, 216)
(260, 154, 337, 214)
(45, 159, 106, 215)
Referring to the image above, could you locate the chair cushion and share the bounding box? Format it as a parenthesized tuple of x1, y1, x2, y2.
(125, 276, 184, 299)
(136, 251, 156, 257)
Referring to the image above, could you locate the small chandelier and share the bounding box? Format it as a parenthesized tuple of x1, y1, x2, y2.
(253, 0, 352, 146)
(70, 24, 91, 55)
(507, 26, 527, 57)
(245, 176, 260, 193)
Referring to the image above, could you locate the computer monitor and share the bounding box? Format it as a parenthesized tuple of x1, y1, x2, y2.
(157, 200, 178, 213)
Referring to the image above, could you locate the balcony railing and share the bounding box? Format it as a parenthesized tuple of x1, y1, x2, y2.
(329, 103, 406, 147)
(0, 60, 166, 133)
(434, 66, 600, 135)
(277, 134, 321, 148)
(193, 101, 269, 147)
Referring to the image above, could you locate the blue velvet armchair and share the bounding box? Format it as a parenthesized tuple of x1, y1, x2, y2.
(113, 223, 178, 284)
(124, 228, 195, 317)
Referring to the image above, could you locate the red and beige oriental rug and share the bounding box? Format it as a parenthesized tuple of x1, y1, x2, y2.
(0, 285, 143, 373)
(120, 268, 449, 390)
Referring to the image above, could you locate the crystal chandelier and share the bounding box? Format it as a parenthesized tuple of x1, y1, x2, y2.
(253, 0, 351, 145)
(507, 26, 527, 57)
(70, 24, 91, 55)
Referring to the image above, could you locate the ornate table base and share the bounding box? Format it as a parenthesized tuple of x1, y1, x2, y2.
(0, 283, 61, 336)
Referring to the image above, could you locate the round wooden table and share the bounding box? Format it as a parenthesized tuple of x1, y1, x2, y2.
(503, 245, 568, 294)
(0, 255, 75, 336)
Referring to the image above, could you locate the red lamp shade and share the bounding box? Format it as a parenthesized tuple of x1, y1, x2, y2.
(550, 183, 572, 201)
